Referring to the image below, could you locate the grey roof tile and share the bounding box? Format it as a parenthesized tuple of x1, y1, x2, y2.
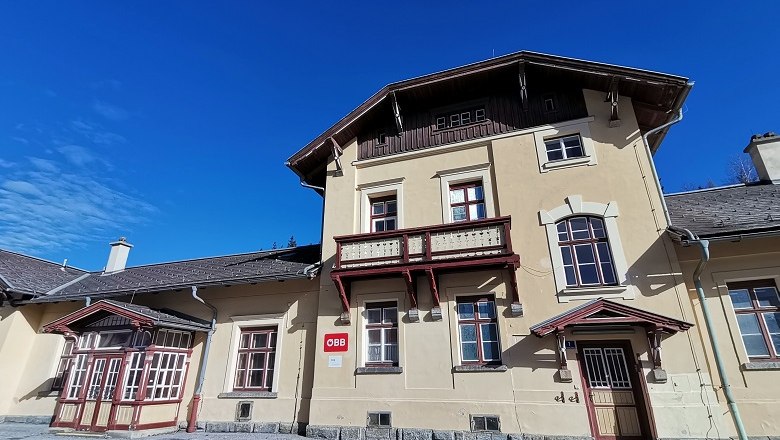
(0, 250, 87, 295)
(666, 183, 780, 238)
(39, 244, 320, 300)
(100, 300, 211, 331)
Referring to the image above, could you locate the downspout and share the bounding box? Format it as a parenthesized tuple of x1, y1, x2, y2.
(641, 108, 684, 227)
(672, 227, 748, 440)
(187, 286, 217, 433)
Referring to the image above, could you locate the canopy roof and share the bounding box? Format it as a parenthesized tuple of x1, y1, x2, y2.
(42, 299, 211, 334)
(529, 298, 693, 337)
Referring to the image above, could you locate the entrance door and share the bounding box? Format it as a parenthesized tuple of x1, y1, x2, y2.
(77, 355, 123, 431)
(578, 343, 650, 440)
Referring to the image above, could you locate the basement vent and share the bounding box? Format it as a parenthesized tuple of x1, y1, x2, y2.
(470, 415, 500, 432)
(236, 401, 253, 422)
(367, 411, 391, 427)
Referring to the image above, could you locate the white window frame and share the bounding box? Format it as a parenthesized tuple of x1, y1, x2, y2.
(437, 163, 496, 224)
(363, 301, 399, 366)
(539, 195, 633, 302)
(358, 178, 404, 233)
(533, 120, 597, 173)
(224, 312, 286, 393)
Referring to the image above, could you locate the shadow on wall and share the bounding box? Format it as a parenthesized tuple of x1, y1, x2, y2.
(625, 234, 684, 298)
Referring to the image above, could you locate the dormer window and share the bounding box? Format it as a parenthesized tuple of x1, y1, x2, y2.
(435, 106, 487, 130)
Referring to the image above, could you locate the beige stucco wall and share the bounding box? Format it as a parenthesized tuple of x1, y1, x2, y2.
(311, 89, 727, 437)
(0, 277, 320, 427)
(676, 236, 780, 437)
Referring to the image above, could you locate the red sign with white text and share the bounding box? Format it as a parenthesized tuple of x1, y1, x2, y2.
(323, 333, 349, 352)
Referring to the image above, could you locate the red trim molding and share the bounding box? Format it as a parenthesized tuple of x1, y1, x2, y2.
(42, 301, 155, 335)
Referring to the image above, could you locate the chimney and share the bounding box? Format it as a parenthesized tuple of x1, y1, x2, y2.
(745, 132, 780, 184)
(105, 237, 133, 273)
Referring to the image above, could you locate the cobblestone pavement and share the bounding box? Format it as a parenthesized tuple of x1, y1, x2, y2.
(0, 423, 307, 440)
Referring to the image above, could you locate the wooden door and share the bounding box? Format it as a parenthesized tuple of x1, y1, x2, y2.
(579, 343, 649, 440)
(78, 356, 122, 431)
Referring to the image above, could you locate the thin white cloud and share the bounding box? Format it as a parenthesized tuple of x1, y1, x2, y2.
(0, 159, 14, 168)
(11, 136, 29, 144)
(93, 100, 129, 121)
(0, 158, 156, 254)
(57, 145, 97, 167)
(70, 119, 127, 145)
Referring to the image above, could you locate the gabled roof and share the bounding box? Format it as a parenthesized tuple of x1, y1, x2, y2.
(286, 50, 692, 186)
(42, 299, 211, 334)
(22, 244, 320, 303)
(529, 298, 693, 337)
(0, 249, 87, 296)
(666, 183, 780, 239)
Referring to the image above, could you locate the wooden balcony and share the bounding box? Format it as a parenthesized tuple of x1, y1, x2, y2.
(331, 217, 522, 324)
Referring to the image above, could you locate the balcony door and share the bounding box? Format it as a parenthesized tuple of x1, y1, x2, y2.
(77, 354, 123, 431)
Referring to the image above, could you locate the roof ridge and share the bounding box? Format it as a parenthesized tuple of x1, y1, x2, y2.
(665, 183, 747, 197)
(86, 243, 319, 273)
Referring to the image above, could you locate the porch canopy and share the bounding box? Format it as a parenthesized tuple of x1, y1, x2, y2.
(529, 299, 693, 383)
(43, 299, 211, 335)
(529, 298, 693, 337)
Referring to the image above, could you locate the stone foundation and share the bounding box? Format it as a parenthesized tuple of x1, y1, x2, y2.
(305, 425, 594, 440)
(0, 415, 52, 424)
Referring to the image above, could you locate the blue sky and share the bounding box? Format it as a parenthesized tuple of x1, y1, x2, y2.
(1, 1, 778, 270)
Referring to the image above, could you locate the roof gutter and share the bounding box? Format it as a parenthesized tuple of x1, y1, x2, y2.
(667, 226, 748, 440)
(641, 108, 685, 227)
(187, 286, 217, 433)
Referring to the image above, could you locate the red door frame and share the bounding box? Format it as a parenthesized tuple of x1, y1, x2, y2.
(576, 340, 656, 440)
(75, 353, 123, 431)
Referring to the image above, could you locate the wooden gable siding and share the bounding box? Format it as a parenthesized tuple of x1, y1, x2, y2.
(357, 84, 588, 161)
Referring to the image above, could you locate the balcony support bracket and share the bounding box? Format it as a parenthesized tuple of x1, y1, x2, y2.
(402, 270, 419, 323)
(647, 325, 667, 383)
(556, 329, 573, 383)
(426, 269, 442, 321)
(507, 263, 523, 316)
(332, 274, 351, 325)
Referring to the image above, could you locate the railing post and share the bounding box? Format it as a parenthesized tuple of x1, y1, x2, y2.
(503, 220, 513, 254)
(425, 232, 432, 261)
(336, 242, 342, 269)
(402, 234, 409, 263)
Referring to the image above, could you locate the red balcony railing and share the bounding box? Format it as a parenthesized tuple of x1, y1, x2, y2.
(334, 216, 514, 270)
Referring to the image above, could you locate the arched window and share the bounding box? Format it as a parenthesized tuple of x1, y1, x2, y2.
(556, 216, 617, 287)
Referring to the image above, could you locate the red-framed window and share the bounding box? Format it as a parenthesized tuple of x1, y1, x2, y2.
(556, 216, 617, 287)
(234, 327, 277, 391)
(365, 302, 398, 366)
(51, 339, 76, 390)
(449, 182, 486, 222)
(457, 296, 500, 364)
(370, 196, 397, 232)
(727, 280, 780, 360)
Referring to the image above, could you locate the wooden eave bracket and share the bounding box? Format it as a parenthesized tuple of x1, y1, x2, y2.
(392, 92, 403, 133)
(606, 77, 621, 127)
(556, 329, 573, 383)
(425, 269, 442, 321)
(508, 261, 523, 316)
(332, 274, 351, 325)
(402, 270, 419, 322)
(518, 61, 529, 112)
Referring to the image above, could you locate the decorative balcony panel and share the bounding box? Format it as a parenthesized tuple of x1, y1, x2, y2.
(335, 217, 512, 270)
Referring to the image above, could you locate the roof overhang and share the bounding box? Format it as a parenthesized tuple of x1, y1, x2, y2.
(286, 50, 692, 187)
(42, 300, 211, 334)
(529, 298, 693, 337)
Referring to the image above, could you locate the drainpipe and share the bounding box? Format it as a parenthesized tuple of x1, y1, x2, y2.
(187, 286, 217, 433)
(299, 179, 324, 193)
(641, 108, 684, 227)
(672, 227, 748, 440)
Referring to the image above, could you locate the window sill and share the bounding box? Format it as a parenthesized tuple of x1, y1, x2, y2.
(742, 361, 780, 371)
(217, 391, 277, 399)
(558, 285, 633, 303)
(542, 155, 592, 170)
(356, 366, 403, 375)
(453, 364, 507, 373)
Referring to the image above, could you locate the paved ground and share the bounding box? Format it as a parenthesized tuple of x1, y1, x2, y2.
(0, 423, 307, 440)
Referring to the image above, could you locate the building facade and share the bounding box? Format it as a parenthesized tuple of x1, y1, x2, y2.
(1, 51, 779, 440)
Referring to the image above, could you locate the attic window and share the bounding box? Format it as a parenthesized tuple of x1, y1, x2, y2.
(435, 106, 487, 130)
(543, 94, 557, 113)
